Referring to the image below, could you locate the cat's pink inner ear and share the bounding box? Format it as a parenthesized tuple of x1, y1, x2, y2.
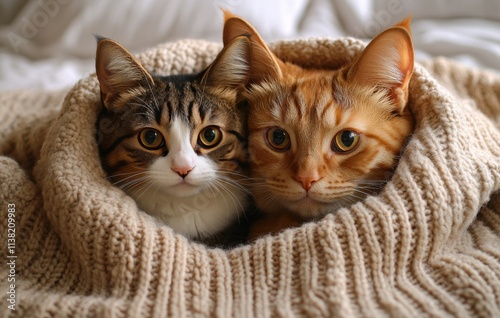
(348, 20, 414, 114)
(222, 10, 283, 83)
(95, 39, 154, 109)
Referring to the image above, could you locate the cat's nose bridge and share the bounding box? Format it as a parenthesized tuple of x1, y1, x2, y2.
(293, 155, 322, 191)
(170, 146, 196, 178)
(171, 154, 195, 178)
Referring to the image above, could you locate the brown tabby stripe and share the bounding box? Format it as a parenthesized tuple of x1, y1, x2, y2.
(154, 103, 163, 125)
(363, 132, 400, 154)
(226, 130, 246, 142)
(100, 132, 136, 156)
(106, 159, 129, 175)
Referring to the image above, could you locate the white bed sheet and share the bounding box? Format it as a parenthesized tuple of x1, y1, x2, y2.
(0, 0, 499, 92)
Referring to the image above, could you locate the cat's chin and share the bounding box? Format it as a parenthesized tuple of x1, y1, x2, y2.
(281, 196, 351, 220)
(286, 197, 334, 219)
(260, 196, 349, 220)
(160, 181, 207, 197)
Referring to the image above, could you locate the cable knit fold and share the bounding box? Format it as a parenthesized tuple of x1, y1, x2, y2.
(0, 38, 499, 317)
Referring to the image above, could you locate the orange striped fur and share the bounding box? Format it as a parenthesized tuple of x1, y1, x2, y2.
(223, 13, 415, 238)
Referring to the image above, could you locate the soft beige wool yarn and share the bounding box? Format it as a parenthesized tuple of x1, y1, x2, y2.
(0, 38, 499, 317)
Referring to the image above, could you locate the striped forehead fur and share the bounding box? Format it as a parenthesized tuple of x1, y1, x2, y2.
(244, 70, 396, 125)
(204, 86, 238, 104)
(332, 76, 397, 120)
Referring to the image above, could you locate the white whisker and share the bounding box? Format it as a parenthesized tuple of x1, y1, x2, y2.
(213, 179, 244, 222)
(143, 76, 160, 113)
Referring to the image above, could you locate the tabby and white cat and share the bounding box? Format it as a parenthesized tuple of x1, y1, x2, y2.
(95, 36, 251, 239)
(223, 13, 415, 237)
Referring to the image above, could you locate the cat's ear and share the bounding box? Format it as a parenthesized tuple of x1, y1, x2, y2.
(95, 37, 154, 111)
(347, 17, 414, 114)
(201, 35, 251, 89)
(222, 10, 284, 83)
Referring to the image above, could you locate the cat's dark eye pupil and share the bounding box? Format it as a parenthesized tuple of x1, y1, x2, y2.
(272, 130, 287, 145)
(341, 131, 355, 147)
(199, 126, 222, 148)
(204, 128, 216, 143)
(267, 128, 290, 151)
(145, 130, 159, 145)
(333, 129, 360, 153)
(139, 128, 164, 150)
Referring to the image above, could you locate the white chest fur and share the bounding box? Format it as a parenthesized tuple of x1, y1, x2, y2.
(134, 183, 246, 238)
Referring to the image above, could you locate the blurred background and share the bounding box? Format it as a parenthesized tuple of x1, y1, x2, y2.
(1, 0, 500, 91)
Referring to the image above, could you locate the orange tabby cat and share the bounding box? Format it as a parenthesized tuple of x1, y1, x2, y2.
(223, 12, 415, 238)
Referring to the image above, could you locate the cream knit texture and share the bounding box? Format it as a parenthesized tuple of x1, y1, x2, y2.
(0, 38, 499, 318)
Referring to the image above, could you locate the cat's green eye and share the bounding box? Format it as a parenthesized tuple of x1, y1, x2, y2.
(332, 130, 360, 153)
(139, 128, 164, 150)
(266, 127, 291, 151)
(198, 126, 223, 148)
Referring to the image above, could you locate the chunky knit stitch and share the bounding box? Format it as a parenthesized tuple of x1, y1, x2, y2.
(0, 38, 499, 317)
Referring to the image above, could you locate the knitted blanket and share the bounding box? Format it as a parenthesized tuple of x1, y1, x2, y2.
(1, 38, 499, 318)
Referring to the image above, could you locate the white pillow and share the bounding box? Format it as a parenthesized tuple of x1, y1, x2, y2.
(0, 0, 309, 59)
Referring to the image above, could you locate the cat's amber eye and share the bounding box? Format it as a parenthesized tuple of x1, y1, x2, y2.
(138, 128, 165, 150)
(332, 130, 360, 153)
(266, 127, 291, 151)
(198, 126, 223, 148)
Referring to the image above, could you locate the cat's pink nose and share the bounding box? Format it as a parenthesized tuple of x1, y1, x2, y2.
(294, 174, 320, 191)
(171, 165, 194, 178)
